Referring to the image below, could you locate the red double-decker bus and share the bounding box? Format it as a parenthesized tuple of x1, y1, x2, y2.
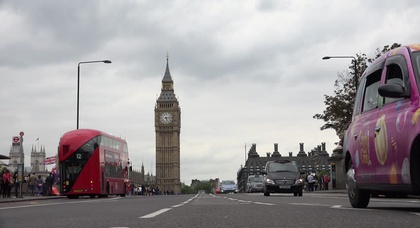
(58, 129, 130, 199)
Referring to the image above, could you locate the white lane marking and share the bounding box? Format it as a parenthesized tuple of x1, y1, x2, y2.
(171, 204, 183, 208)
(141, 195, 197, 218)
(238, 200, 252, 203)
(254, 202, 275, 206)
(0, 197, 120, 210)
(331, 205, 342, 208)
(411, 212, 420, 216)
(140, 208, 172, 219)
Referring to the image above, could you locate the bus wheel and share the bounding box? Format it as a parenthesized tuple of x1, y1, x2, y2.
(347, 160, 370, 208)
(90, 195, 95, 198)
(120, 194, 126, 197)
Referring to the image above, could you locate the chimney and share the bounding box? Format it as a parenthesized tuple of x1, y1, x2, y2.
(299, 143, 304, 152)
(274, 143, 278, 152)
(289, 152, 292, 157)
(322, 142, 326, 151)
(267, 152, 271, 157)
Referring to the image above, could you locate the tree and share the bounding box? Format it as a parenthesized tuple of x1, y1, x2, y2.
(313, 43, 401, 146)
(181, 183, 195, 194)
(193, 181, 213, 193)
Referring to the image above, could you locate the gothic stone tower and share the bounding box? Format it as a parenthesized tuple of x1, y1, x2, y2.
(154, 57, 181, 194)
(30, 145, 46, 173)
(8, 133, 25, 171)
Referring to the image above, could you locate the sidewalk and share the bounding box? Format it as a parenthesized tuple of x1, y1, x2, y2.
(0, 195, 65, 203)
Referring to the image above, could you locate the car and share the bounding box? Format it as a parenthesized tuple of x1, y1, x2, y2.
(261, 160, 304, 196)
(343, 44, 420, 208)
(219, 180, 238, 194)
(246, 175, 264, 193)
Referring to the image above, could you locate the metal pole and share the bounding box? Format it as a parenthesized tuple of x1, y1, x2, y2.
(77, 64, 80, 129)
(322, 56, 357, 91)
(76, 60, 111, 130)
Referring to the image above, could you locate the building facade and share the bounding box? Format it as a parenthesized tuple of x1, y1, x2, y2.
(154, 57, 181, 194)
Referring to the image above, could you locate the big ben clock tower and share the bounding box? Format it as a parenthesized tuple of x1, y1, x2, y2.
(155, 56, 181, 194)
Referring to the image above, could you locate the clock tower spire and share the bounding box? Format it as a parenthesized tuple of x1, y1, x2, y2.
(154, 56, 181, 194)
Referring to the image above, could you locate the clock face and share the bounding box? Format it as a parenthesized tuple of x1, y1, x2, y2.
(160, 112, 173, 124)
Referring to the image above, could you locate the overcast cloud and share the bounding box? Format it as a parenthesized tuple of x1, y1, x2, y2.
(1, 0, 419, 184)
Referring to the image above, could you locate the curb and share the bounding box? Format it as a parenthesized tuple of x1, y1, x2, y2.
(0, 196, 65, 203)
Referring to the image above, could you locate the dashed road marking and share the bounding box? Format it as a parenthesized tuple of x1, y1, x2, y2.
(254, 202, 275, 206)
(140, 195, 197, 218)
(140, 208, 172, 218)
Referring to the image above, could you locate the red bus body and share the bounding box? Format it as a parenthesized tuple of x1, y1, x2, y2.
(58, 129, 129, 198)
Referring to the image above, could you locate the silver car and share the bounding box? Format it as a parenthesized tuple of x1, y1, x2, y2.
(246, 175, 264, 193)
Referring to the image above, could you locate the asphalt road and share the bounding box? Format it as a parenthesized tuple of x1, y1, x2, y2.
(1, 192, 419, 228)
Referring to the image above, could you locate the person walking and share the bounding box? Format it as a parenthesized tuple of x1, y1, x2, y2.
(0, 169, 4, 198)
(13, 170, 20, 198)
(36, 175, 43, 196)
(2, 169, 12, 198)
(45, 173, 54, 196)
(29, 173, 37, 196)
(323, 174, 330, 190)
(307, 174, 315, 192)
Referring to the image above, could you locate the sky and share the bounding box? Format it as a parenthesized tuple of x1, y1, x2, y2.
(1, 0, 419, 185)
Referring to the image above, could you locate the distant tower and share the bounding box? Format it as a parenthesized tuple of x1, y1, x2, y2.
(31, 145, 46, 172)
(8, 132, 25, 171)
(141, 162, 145, 184)
(154, 56, 181, 194)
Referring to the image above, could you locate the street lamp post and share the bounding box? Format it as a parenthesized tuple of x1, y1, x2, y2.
(77, 60, 112, 129)
(322, 56, 358, 90)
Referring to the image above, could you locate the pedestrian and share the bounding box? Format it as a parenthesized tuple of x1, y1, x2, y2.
(29, 173, 37, 196)
(307, 174, 315, 192)
(130, 183, 134, 195)
(36, 175, 43, 196)
(314, 175, 319, 191)
(13, 170, 20, 198)
(45, 172, 54, 196)
(2, 169, 12, 198)
(25, 174, 31, 196)
(0, 169, 4, 198)
(323, 174, 330, 190)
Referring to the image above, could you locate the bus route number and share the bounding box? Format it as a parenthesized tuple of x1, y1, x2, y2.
(76, 153, 82, 159)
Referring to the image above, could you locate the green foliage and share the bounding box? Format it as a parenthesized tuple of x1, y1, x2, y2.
(313, 43, 401, 145)
(181, 184, 195, 194)
(193, 181, 213, 193)
(180, 181, 213, 194)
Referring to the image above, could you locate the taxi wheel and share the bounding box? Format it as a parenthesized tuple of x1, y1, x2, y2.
(346, 160, 370, 208)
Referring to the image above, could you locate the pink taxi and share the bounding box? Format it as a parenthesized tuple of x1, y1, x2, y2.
(343, 44, 420, 208)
